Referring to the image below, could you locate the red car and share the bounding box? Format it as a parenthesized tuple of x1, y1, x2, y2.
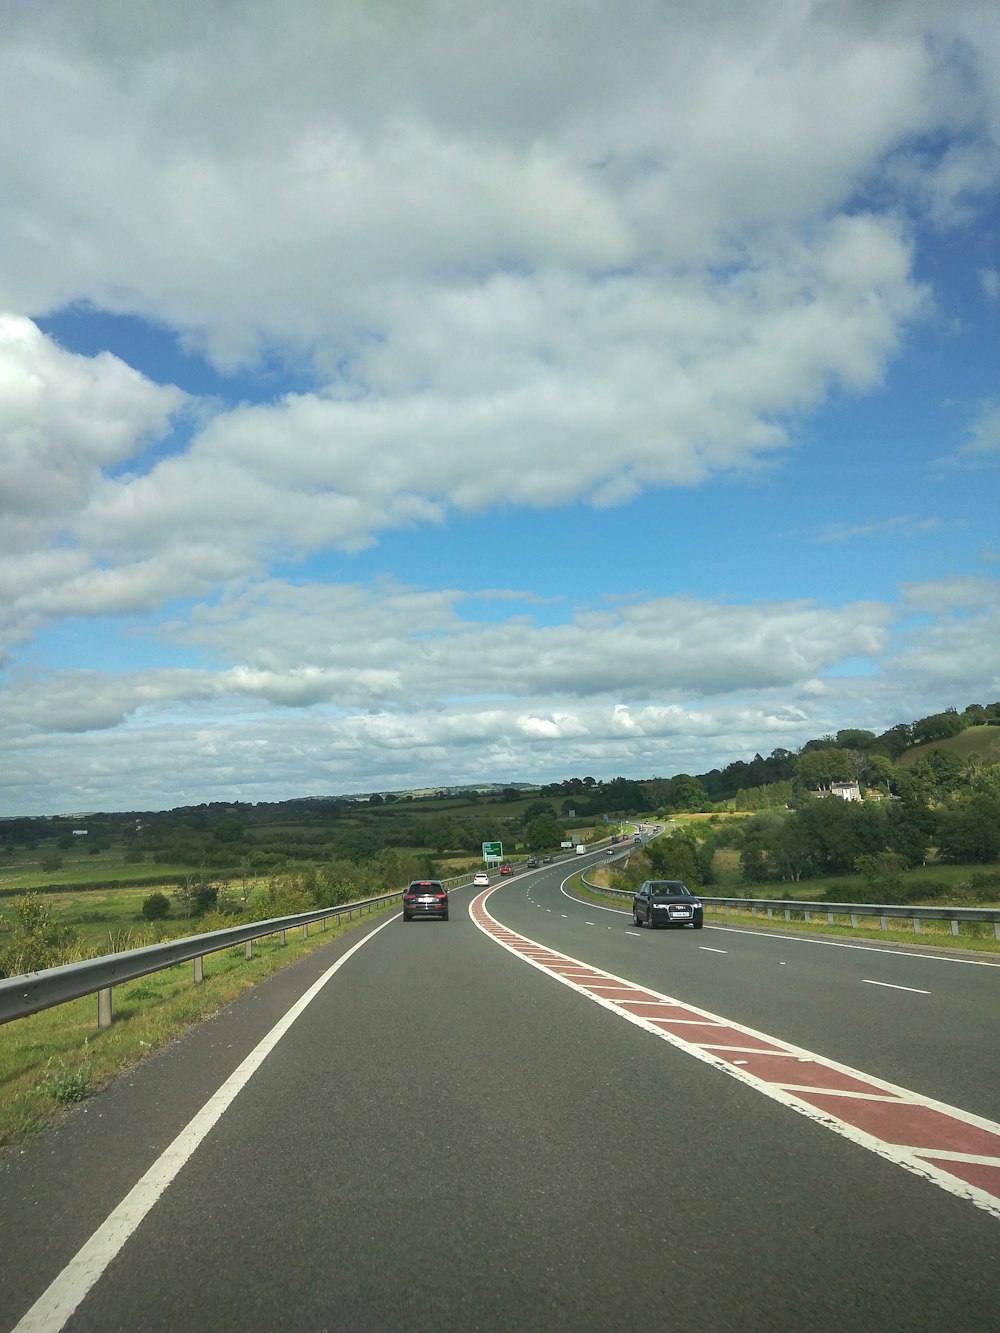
(499, 864, 514, 876)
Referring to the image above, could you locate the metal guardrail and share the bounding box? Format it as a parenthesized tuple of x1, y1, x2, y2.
(580, 875, 1000, 940)
(0, 847, 641, 1031)
(0, 890, 410, 1030)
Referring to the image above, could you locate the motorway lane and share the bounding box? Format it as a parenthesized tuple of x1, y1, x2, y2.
(1, 879, 998, 1332)
(504, 859, 1000, 1124)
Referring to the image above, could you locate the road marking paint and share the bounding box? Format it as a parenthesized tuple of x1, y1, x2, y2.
(12, 913, 401, 1333)
(700, 946, 728, 954)
(470, 887, 1000, 1222)
(863, 980, 931, 994)
(706, 923, 1000, 967)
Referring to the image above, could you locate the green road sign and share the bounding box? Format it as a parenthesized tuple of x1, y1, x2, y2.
(482, 841, 503, 859)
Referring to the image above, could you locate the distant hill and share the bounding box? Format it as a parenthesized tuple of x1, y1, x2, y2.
(897, 724, 1000, 769)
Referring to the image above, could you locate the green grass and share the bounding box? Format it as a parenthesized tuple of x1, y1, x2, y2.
(897, 724, 1000, 769)
(0, 850, 204, 895)
(0, 902, 399, 1152)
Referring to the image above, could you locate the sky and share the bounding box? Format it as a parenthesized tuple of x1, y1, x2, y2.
(1, 0, 998, 817)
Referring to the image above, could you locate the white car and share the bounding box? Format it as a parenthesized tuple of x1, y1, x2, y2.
(473, 871, 490, 887)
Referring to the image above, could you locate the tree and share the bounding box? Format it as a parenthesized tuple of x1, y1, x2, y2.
(646, 835, 702, 886)
(527, 814, 563, 851)
(663, 774, 708, 813)
(912, 708, 965, 744)
(936, 794, 1000, 864)
(795, 748, 854, 789)
(213, 817, 245, 843)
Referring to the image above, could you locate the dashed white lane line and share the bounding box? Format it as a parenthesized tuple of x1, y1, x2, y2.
(470, 887, 1000, 1222)
(863, 980, 932, 994)
(700, 946, 728, 954)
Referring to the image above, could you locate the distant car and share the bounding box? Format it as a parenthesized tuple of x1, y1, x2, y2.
(632, 880, 704, 930)
(542, 855, 553, 863)
(403, 880, 449, 921)
(473, 871, 490, 887)
(499, 864, 514, 876)
(526, 857, 539, 868)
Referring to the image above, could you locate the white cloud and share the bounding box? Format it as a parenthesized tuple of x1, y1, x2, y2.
(938, 400, 1000, 467)
(0, 315, 186, 553)
(0, 2, 997, 813)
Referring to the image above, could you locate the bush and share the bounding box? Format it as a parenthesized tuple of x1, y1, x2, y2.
(0, 890, 81, 978)
(141, 892, 170, 921)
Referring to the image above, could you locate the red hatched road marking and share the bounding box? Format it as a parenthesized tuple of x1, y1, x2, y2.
(471, 888, 1000, 1221)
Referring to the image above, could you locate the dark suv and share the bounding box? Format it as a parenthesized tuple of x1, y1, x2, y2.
(632, 880, 703, 929)
(403, 881, 449, 921)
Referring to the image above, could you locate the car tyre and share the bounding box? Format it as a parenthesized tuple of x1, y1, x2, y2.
(633, 908, 641, 927)
(694, 920, 703, 929)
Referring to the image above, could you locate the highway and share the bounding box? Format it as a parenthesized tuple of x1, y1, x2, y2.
(1, 855, 998, 1331)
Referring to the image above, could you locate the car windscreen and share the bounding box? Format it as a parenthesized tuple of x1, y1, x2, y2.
(650, 884, 691, 897)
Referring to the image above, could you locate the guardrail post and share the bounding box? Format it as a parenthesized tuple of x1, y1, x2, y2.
(766, 907, 773, 920)
(98, 987, 113, 1029)
(951, 920, 959, 937)
(302, 923, 309, 939)
(279, 929, 286, 946)
(784, 908, 791, 920)
(245, 940, 253, 959)
(828, 912, 835, 925)
(995, 922, 1000, 942)
(194, 956, 204, 984)
(880, 915, 888, 931)
(850, 914, 859, 929)
(912, 917, 921, 934)
(804, 910, 812, 923)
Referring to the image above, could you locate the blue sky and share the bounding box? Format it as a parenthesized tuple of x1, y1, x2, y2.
(1, 1, 998, 815)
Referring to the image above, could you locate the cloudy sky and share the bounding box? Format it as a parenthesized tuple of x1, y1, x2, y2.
(2, 0, 998, 816)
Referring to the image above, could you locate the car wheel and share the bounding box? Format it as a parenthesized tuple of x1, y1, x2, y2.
(403, 914, 412, 921)
(633, 908, 641, 927)
(694, 919, 703, 929)
(442, 913, 449, 921)
(648, 914, 657, 930)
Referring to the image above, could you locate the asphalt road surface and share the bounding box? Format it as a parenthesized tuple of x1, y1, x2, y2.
(2, 856, 998, 1332)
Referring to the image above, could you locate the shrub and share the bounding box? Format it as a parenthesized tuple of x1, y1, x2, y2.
(0, 890, 81, 978)
(141, 892, 171, 921)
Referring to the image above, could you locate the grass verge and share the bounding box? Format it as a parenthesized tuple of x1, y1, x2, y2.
(0, 903, 398, 1153)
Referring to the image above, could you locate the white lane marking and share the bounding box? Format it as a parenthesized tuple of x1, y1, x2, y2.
(700, 947, 728, 954)
(863, 980, 931, 994)
(706, 923, 1000, 968)
(13, 914, 400, 1333)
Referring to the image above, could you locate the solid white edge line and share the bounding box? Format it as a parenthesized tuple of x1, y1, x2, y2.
(471, 887, 1000, 1223)
(13, 912, 400, 1333)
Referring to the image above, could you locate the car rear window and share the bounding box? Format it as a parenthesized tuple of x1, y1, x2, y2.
(408, 881, 443, 891)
